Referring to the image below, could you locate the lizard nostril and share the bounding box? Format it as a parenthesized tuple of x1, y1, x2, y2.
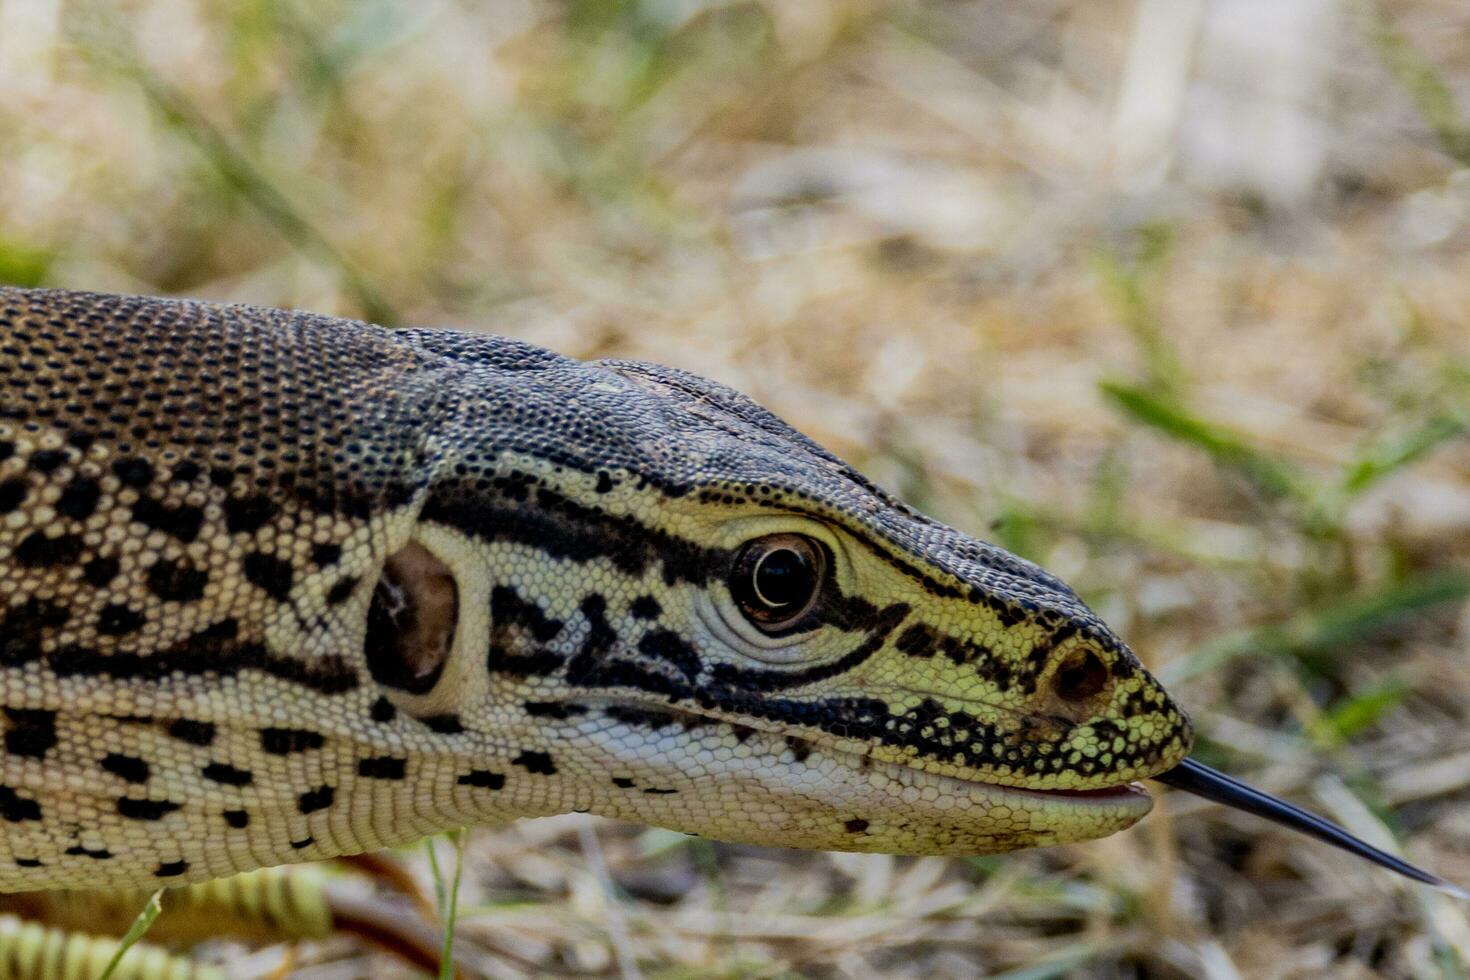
(1052, 649, 1108, 702)
(365, 541, 458, 694)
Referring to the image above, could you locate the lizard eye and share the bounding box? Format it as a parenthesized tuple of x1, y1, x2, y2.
(731, 534, 824, 631)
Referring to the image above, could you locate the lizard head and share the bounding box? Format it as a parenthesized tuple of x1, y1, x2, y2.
(0, 290, 1445, 893)
(388, 340, 1191, 855)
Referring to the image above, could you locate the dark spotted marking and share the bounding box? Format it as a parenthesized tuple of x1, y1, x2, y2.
(56, 477, 101, 520)
(131, 497, 204, 543)
(155, 859, 189, 877)
(784, 736, 813, 764)
(612, 777, 635, 788)
(522, 701, 587, 720)
(147, 558, 208, 602)
(844, 818, 869, 833)
(260, 728, 324, 754)
(989, 601, 1026, 629)
(513, 750, 556, 775)
(0, 478, 26, 513)
(202, 762, 254, 787)
(638, 629, 702, 681)
(326, 576, 359, 606)
(643, 787, 677, 795)
(0, 599, 68, 666)
(311, 543, 342, 567)
(200, 618, 238, 640)
(13, 858, 41, 868)
(117, 797, 181, 821)
(223, 809, 250, 829)
(903, 618, 1011, 680)
(357, 757, 407, 779)
(224, 495, 274, 534)
(111, 457, 154, 488)
(290, 837, 314, 850)
(486, 584, 568, 674)
(297, 785, 334, 814)
(82, 556, 119, 587)
(171, 461, 201, 483)
(14, 531, 83, 568)
(629, 595, 661, 620)
(895, 624, 937, 658)
(28, 449, 67, 473)
(370, 696, 396, 723)
(242, 552, 293, 601)
(96, 602, 146, 636)
(420, 714, 464, 734)
(166, 719, 216, 745)
(100, 753, 150, 784)
(563, 594, 620, 689)
(457, 770, 505, 789)
(64, 845, 112, 860)
(4, 709, 57, 759)
(490, 585, 564, 643)
(485, 646, 563, 678)
(67, 431, 95, 451)
(0, 785, 41, 822)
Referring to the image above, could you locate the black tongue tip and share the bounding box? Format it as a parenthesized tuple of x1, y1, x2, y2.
(1155, 757, 1468, 900)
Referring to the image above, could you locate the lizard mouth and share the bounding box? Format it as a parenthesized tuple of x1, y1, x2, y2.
(595, 699, 1153, 811)
(958, 776, 1152, 811)
(1033, 783, 1150, 800)
(583, 698, 1156, 853)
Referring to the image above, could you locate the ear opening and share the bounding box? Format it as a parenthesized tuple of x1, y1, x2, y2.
(365, 541, 459, 694)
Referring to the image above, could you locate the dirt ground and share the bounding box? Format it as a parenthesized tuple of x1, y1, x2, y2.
(1, 2, 1468, 977)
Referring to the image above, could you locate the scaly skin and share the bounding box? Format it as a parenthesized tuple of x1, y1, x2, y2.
(0, 287, 1191, 892)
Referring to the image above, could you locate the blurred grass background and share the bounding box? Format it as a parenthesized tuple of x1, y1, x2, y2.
(2, 1, 1469, 977)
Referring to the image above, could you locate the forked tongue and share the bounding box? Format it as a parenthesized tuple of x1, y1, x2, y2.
(1155, 757, 1469, 900)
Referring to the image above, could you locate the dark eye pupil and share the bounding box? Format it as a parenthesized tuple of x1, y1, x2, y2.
(731, 534, 824, 630)
(753, 548, 812, 608)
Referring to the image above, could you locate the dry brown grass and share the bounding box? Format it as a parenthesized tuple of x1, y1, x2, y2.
(2, 1, 1469, 977)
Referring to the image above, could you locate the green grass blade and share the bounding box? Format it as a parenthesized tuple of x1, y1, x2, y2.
(1312, 674, 1417, 746)
(1340, 415, 1465, 496)
(135, 74, 398, 325)
(1090, 226, 1183, 396)
(1364, 2, 1470, 166)
(430, 829, 467, 980)
(1163, 570, 1470, 683)
(990, 942, 1112, 980)
(97, 888, 164, 980)
(0, 238, 54, 289)
(1100, 381, 1308, 500)
(1284, 571, 1470, 663)
(69, 14, 398, 325)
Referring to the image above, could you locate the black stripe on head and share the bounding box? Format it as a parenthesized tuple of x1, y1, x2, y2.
(421, 482, 732, 587)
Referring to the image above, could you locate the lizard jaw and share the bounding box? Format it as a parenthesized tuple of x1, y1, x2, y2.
(579, 700, 1154, 855)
